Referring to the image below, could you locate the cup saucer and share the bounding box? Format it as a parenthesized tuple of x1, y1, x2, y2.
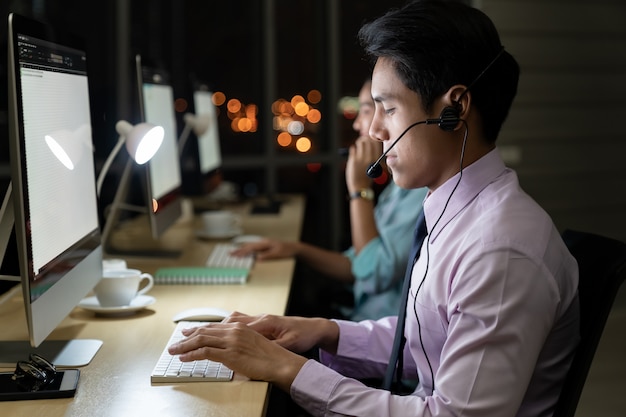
(195, 228, 242, 240)
(78, 295, 156, 316)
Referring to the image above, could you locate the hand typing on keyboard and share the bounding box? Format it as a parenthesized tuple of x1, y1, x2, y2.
(166, 312, 313, 392)
(206, 243, 255, 269)
(151, 321, 234, 383)
(228, 238, 299, 261)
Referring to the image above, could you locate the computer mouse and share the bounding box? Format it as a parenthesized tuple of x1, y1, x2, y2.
(231, 235, 264, 245)
(172, 307, 232, 322)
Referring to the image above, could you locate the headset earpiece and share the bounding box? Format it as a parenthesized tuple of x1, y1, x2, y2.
(437, 106, 460, 132)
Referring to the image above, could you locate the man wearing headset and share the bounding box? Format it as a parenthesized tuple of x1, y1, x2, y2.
(169, 2, 579, 416)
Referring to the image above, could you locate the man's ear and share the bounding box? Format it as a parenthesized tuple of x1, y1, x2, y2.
(444, 84, 471, 130)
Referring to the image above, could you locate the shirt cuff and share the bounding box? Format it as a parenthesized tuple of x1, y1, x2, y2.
(291, 359, 343, 416)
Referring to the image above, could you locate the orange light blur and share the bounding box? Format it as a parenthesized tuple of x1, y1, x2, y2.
(249, 119, 258, 132)
(290, 95, 305, 107)
(294, 102, 309, 117)
(213, 91, 226, 106)
(151, 199, 158, 213)
(276, 100, 293, 116)
(238, 118, 253, 132)
(227, 98, 242, 114)
(231, 117, 241, 132)
(307, 108, 322, 123)
(277, 132, 292, 147)
(245, 103, 258, 118)
(174, 98, 188, 113)
(295, 137, 312, 153)
(307, 89, 322, 104)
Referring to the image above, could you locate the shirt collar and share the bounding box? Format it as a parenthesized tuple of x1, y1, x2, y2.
(423, 148, 508, 242)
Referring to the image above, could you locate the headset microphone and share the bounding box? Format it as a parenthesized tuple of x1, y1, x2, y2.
(367, 120, 426, 178)
(366, 107, 461, 178)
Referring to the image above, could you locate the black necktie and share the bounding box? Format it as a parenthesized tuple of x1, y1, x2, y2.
(382, 211, 428, 392)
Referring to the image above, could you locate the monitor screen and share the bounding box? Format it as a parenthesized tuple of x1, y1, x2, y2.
(135, 55, 183, 239)
(1, 13, 103, 366)
(193, 89, 222, 176)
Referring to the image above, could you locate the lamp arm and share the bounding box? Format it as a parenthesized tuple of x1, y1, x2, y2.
(96, 135, 126, 197)
(177, 122, 193, 157)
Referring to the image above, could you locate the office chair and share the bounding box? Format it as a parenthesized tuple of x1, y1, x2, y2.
(553, 229, 626, 417)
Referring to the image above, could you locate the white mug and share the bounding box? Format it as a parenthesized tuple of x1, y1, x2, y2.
(201, 210, 241, 235)
(102, 258, 127, 272)
(94, 268, 154, 307)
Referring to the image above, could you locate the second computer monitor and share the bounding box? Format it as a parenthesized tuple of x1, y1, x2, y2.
(135, 55, 183, 239)
(193, 89, 222, 176)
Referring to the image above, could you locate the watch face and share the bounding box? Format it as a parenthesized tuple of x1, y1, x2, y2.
(353, 189, 374, 200)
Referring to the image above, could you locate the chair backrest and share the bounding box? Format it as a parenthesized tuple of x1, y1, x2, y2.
(553, 229, 626, 417)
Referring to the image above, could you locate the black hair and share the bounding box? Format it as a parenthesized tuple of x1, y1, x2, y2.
(358, 0, 519, 143)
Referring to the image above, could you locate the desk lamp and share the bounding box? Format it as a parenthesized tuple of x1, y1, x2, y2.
(177, 113, 210, 156)
(97, 120, 164, 253)
(96, 120, 164, 196)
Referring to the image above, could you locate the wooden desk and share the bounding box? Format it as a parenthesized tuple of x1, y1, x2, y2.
(0, 194, 304, 417)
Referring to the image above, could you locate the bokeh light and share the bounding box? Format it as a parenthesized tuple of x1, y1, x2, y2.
(307, 108, 321, 124)
(295, 137, 311, 153)
(174, 98, 188, 113)
(208, 88, 325, 149)
(213, 91, 226, 106)
(227, 98, 242, 114)
(307, 89, 322, 104)
(287, 120, 304, 135)
(290, 95, 305, 107)
(294, 101, 309, 117)
(277, 132, 292, 147)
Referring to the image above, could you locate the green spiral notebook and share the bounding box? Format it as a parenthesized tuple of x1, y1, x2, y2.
(155, 267, 250, 285)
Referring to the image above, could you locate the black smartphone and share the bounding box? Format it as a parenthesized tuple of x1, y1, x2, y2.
(0, 369, 80, 401)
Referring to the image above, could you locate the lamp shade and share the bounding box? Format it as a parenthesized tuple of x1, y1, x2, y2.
(183, 113, 211, 136)
(177, 113, 211, 156)
(116, 120, 164, 165)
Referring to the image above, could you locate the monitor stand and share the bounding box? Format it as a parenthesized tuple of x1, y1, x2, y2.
(0, 339, 103, 368)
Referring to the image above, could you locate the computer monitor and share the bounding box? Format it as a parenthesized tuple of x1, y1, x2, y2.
(193, 88, 222, 177)
(180, 85, 223, 198)
(135, 55, 183, 239)
(0, 13, 103, 366)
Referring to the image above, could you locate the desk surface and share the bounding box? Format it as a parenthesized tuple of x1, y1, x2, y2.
(0, 194, 305, 417)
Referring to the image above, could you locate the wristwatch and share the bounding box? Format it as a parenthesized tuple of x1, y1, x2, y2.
(350, 188, 375, 201)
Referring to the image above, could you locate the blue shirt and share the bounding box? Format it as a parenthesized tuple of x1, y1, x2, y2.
(343, 182, 427, 321)
(291, 149, 579, 417)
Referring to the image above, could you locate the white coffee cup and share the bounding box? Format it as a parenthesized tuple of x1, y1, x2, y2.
(102, 258, 127, 272)
(94, 268, 154, 307)
(201, 210, 242, 235)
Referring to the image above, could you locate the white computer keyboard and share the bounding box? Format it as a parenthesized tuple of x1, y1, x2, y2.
(206, 243, 255, 269)
(151, 321, 234, 383)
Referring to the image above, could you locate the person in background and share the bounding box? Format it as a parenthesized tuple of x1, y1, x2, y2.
(233, 79, 427, 321)
(169, 1, 579, 416)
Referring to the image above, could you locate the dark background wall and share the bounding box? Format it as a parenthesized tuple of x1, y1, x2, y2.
(1, 0, 625, 255)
